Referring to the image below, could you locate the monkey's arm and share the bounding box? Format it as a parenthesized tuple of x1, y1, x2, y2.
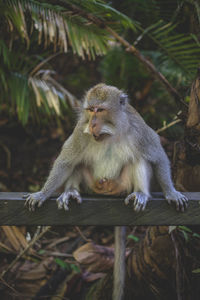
(25, 126, 87, 211)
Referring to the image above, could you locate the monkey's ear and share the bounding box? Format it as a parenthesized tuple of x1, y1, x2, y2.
(119, 93, 128, 105)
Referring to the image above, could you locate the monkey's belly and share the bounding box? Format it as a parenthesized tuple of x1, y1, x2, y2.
(92, 178, 127, 195)
(82, 164, 132, 195)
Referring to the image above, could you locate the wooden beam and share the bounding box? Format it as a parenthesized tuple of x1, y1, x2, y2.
(0, 192, 199, 226)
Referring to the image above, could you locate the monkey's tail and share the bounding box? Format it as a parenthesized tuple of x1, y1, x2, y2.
(113, 226, 126, 300)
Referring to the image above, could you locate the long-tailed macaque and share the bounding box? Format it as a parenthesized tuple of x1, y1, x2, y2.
(25, 83, 188, 300)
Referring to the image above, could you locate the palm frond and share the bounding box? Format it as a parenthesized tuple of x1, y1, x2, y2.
(3, 0, 137, 60)
(136, 20, 200, 79)
(78, 0, 137, 31)
(3, 0, 30, 45)
(0, 39, 10, 68)
(169, 0, 200, 26)
(3, 0, 108, 58)
(0, 47, 74, 124)
(3, 70, 74, 124)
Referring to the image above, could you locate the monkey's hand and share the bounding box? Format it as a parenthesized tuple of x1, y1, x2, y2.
(165, 191, 188, 212)
(56, 189, 82, 211)
(24, 191, 47, 211)
(124, 192, 149, 212)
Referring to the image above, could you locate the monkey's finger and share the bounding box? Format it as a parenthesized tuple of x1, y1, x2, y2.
(133, 196, 140, 209)
(24, 195, 30, 207)
(62, 193, 70, 211)
(56, 194, 64, 209)
(38, 199, 45, 208)
(28, 198, 36, 212)
(185, 196, 189, 203)
(24, 194, 31, 202)
(25, 196, 34, 211)
(179, 199, 186, 212)
(134, 199, 143, 212)
(57, 201, 63, 210)
(141, 201, 147, 211)
(182, 196, 189, 206)
(124, 196, 131, 205)
(133, 202, 139, 211)
(74, 195, 82, 204)
(63, 200, 69, 211)
(166, 198, 171, 205)
(56, 196, 61, 204)
(25, 195, 39, 212)
(175, 196, 188, 212)
(176, 199, 183, 212)
(134, 204, 142, 212)
(124, 193, 135, 205)
(124, 197, 130, 205)
(179, 196, 188, 212)
(30, 199, 37, 212)
(57, 200, 64, 210)
(134, 205, 140, 212)
(73, 190, 82, 204)
(57, 202, 63, 210)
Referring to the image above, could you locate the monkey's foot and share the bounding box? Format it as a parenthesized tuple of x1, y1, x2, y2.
(124, 192, 149, 212)
(23, 191, 47, 211)
(165, 191, 188, 212)
(56, 189, 82, 211)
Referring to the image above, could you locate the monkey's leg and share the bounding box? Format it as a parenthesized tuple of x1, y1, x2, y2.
(154, 153, 188, 211)
(113, 226, 126, 300)
(57, 169, 83, 211)
(124, 159, 150, 212)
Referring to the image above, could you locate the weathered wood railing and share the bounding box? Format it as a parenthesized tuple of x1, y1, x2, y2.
(0, 192, 199, 225)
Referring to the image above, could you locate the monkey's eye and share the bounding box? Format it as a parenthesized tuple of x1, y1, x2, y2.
(97, 108, 105, 112)
(86, 107, 94, 112)
(86, 107, 105, 113)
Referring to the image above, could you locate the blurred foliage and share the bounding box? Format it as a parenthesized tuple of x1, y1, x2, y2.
(0, 0, 200, 130)
(0, 0, 134, 124)
(99, 47, 149, 92)
(98, 0, 200, 131)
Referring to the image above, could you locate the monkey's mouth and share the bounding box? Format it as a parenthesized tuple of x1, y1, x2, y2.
(93, 133, 110, 141)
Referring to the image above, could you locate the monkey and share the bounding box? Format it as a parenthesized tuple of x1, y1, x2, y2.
(24, 83, 188, 300)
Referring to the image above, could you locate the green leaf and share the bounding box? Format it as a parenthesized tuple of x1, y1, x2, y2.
(192, 233, 200, 239)
(54, 258, 80, 273)
(127, 234, 139, 242)
(181, 230, 189, 242)
(192, 268, 200, 274)
(136, 20, 200, 79)
(70, 263, 81, 273)
(38, 249, 46, 255)
(82, 0, 137, 31)
(178, 226, 192, 233)
(54, 258, 68, 269)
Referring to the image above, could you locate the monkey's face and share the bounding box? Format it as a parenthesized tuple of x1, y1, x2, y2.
(83, 83, 129, 142)
(84, 106, 115, 142)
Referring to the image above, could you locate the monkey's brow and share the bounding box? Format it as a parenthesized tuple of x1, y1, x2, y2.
(85, 105, 107, 110)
